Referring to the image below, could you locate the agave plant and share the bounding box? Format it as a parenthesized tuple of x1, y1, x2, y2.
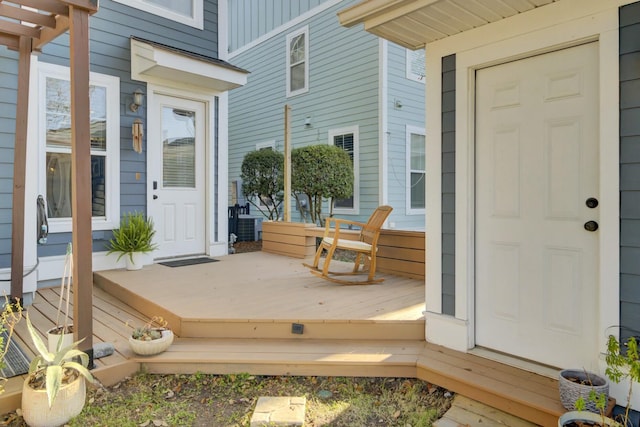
(25, 314, 94, 407)
(107, 212, 158, 263)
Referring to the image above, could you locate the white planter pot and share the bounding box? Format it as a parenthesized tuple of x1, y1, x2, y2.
(22, 374, 86, 427)
(128, 329, 174, 356)
(558, 411, 618, 427)
(47, 325, 74, 354)
(125, 252, 144, 270)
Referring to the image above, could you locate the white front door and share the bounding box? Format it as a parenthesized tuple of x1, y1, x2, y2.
(149, 94, 206, 259)
(475, 43, 599, 368)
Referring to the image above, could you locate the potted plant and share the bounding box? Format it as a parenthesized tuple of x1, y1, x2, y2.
(559, 334, 639, 427)
(48, 243, 74, 353)
(21, 313, 94, 427)
(127, 316, 173, 356)
(559, 368, 609, 412)
(107, 212, 158, 270)
(0, 296, 22, 394)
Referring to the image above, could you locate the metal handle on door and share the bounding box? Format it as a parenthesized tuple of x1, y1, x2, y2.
(153, 195, 158, 200)
(586, 197, 598, 208)
(584, 221, 598, 232)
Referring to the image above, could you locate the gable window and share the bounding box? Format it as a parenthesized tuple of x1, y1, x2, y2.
(406, 126, 425, 214)
(406, 48, 425, 82)
(38, 62, 120, 232)
(112, 0, 203, 29)
(329, 126, 359, 214)
(286, 26, 309, 97)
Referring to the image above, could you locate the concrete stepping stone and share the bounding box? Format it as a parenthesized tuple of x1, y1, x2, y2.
(250, 396, 306, 427)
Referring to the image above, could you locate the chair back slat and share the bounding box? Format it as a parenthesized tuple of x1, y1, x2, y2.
(360, 205, 393, 244)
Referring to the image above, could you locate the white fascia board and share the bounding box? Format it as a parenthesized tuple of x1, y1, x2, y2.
(131, 39, 248, 91)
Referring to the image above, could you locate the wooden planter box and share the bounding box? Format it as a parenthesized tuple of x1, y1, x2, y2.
(261, 222, 425, 280)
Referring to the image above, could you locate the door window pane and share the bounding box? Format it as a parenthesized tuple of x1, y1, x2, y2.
(163, 107, 196, 188)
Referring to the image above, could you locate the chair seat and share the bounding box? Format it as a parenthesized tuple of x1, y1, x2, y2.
(323, 237, 372, 252)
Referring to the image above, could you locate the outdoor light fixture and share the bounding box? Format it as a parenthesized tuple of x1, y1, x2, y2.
(129, 89, 144, 112)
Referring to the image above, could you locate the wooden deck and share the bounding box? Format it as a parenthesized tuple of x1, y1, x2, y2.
(0, 252, 566, 426)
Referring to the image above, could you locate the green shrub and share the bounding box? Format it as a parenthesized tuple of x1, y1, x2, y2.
(107, 212, 158, 262)
(240, 149, 284, 220)
(291, 144, 353, 225)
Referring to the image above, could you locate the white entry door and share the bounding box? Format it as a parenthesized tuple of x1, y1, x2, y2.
(149, 94, 206, 259)
(475, 43, 599, 368)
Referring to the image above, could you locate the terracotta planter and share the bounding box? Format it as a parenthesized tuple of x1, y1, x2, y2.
(47, 325, 73, 354)
(128, 329, 173, 355)
(21, 374, 86, 427)
(558, 411, 618, 427)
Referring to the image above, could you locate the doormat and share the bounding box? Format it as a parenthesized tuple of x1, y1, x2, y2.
(159, 257, 219, 268)
(0, 331, 30, 378)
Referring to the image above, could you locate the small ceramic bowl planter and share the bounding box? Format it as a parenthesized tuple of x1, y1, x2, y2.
(558, 411, 618, 427)
(128, 328, 174, 356)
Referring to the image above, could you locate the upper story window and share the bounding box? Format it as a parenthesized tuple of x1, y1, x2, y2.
(329, 126, 359, 214)
(286, 26, 309, 97)
(113, 0, 203, 29)
(38, 62, 120, 232)
(406, 126, 425, 214)
(406, 48, 425, 82)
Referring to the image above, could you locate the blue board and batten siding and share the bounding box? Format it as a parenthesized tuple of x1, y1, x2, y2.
(0, 49, 19, 268)
(441, 55, 456, 317)
(620, 2, 640, 343)
(228, 0, 382, 224)
(0, 0, 220, 267)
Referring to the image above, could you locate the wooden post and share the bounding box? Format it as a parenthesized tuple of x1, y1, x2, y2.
(284, 105, 292, 222)
(69, 5, 93, 362)
(10, 36, 32, 302)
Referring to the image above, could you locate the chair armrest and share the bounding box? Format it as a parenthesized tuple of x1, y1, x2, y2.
(323, 218, 366, 240)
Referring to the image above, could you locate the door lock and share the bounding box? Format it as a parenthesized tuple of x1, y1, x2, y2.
(584, 221, 598, 232)
(585, 197, 598, 209)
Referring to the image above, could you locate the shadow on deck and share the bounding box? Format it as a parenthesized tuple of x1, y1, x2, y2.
(0, 251, 564, 426)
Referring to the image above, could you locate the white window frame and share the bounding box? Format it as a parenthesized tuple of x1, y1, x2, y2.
(37, 62, 120, 233)
(406, 48, 426, 82)
(112, 0, 203, 29)
(406, 125, 426, 215)
(329, 125, 359, 215)
(286, 26, 309, 97)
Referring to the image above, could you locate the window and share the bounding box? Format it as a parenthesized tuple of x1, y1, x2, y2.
(406, 126, 425, 214)
(329, 126, 359, 214)
(406, 48, 425, 82)
(112, 0, 203, 29)
(286, 26, 309, 97)
(255, 141, 276, 208)
(38, 62, 120, 232)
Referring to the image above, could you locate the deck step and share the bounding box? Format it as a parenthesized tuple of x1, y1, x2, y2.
(434, 395, 539, 427)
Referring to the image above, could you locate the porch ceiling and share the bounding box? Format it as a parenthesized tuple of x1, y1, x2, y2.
(337, 0, 561, 50)
(0, 0, 98, 51)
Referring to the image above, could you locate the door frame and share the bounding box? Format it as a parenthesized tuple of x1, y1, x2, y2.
(146, 84, 216, 258)
(424, 1, 620, 371)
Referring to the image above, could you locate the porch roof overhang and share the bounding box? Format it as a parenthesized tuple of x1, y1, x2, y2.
(337, 0, 561, 50)
(131, 37, 249, 91)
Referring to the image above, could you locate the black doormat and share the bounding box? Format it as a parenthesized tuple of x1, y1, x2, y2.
(0, 331, 30, 378)
(159, 257, 219, 268)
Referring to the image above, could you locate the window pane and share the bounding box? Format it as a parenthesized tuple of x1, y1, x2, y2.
(46, 153, 106, 218)
(411, 133, 425, 170)
(290, 63, 305, 92)
(163, 107, 196, 188)
(411, 172, 425, 209)
(46, 77, 107, 150)
(334, 133, 355, 209)
(146, 0, 193, 17)
(290, 34, 305, 63)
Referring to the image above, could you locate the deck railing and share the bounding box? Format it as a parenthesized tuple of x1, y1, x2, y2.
(261, 222, 425, 280)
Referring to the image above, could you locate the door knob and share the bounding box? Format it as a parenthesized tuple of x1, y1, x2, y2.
(586, 197, 598, 209)
(584, 221, 598, 232)
(153, 195, 158, 200)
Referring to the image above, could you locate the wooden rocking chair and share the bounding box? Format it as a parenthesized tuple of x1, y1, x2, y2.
(303, 205, 393, 285)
